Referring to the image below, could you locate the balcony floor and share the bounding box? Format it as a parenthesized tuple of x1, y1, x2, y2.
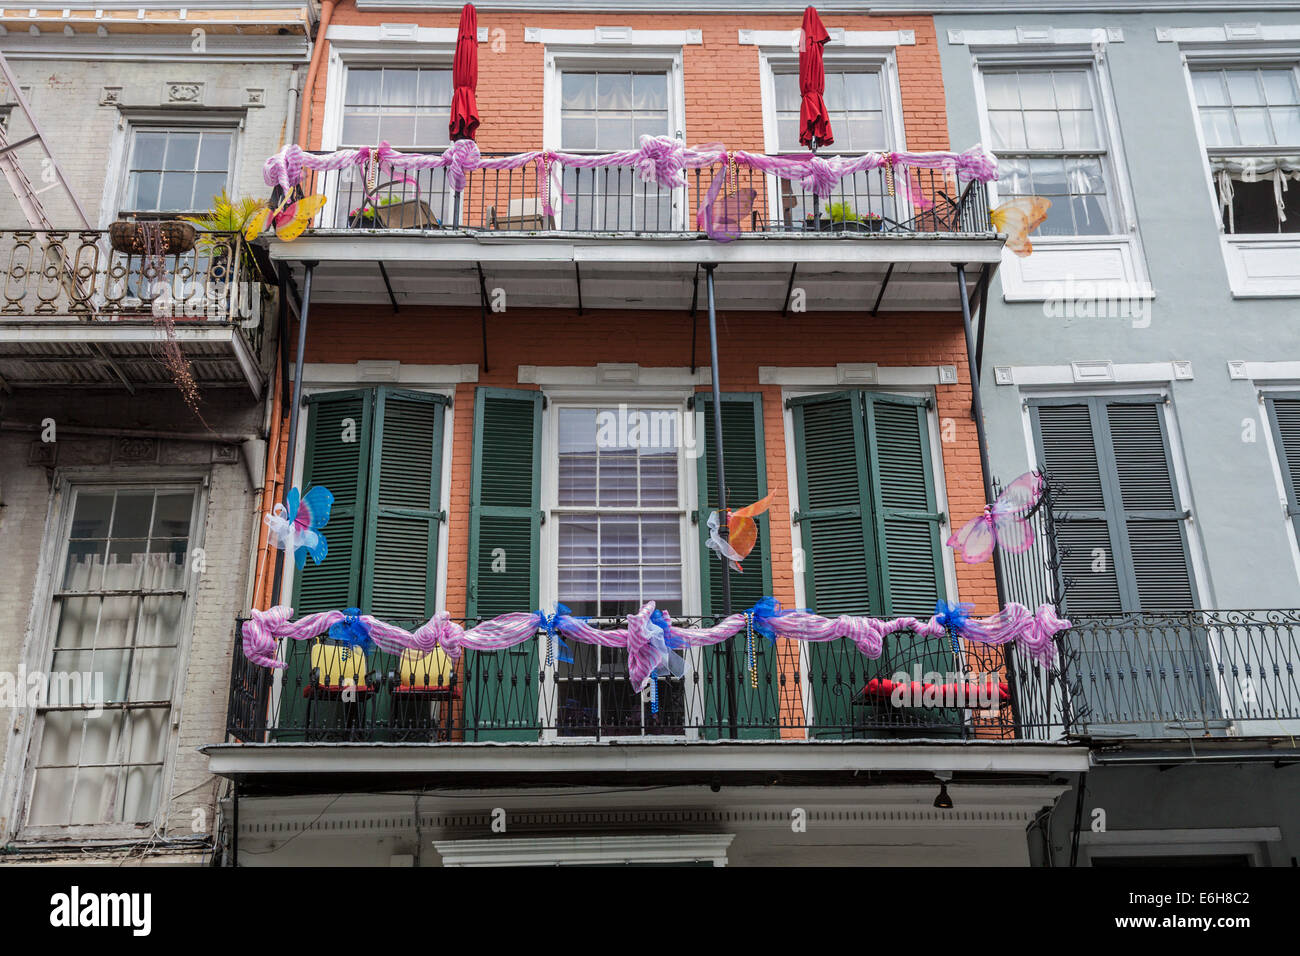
(269, 231, 1001, 312)
(0, 320, 264, 393)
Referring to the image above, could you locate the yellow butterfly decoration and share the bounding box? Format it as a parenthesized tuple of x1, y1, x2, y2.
(990, 196, 1051, 257)
(245, 187, 328, 242)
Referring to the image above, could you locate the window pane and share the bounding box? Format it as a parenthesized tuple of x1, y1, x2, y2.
(1199, 108, 1238, 147)
(1059, 110, 1099, 149)
(600, 515, 640, 565)
(341, 113, 380, 146)
(418, 69, 452, 107)
(773, 72, 801, 112)
(633, 72, 668, 110)
(72, 494, 114, 539)
(559, 517, 597, 565)
(598, 450, 637, 505)
(1192, 71, 1227, 106)
(382, 69, 419, 105)
(1235, 107, 1272, 144)
(822, 71, 845, 112)
(597, 73, 632, 110)
(1023, 110, 1063, 149)
(1018, 72, 1056, 109)
(197, 133, 231, 171)
(151, 492, 194, 538)
(983, 73, 1020, 109)
(158, 172, 196, 211)
(989, 111, 1027, 151)
(595, 117, 633, 150)
(1053, 71, 1092, 110)
(163, 132, 199, 172)
(111, 493, 153, 538)
(843, 71, 882, 111)
(1271, 107, 1300, 145)
(132, 131, 168, 169)
(346, 69, 382, 106)
(561, 117, 597, 151)
(1263, 69, 1300, 105)
(1226, 70, 1264, 105)
(562, 72, 597, 110)
(127, 172, 161, 211)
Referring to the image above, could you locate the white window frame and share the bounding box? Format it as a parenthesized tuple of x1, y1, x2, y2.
(971, 51, 1151, 303)
(758, 45, 906, 229)
(779, 379, 958, 730)
(434, 833, 734, 866)
(7, 470, 208, 843)
(1078, 827, 1280, 867)
(1178, 44, 1300, 297)
(542, 46, 687, 229)
(537, 384, 702, 741)
(1256, 380, 1300, 592)
(320, 31, 459, 229)
(109, 114, 242, 222)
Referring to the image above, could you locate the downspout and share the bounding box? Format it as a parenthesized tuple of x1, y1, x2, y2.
(298, 0, 338, 150)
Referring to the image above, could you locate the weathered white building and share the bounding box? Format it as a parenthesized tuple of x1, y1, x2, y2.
(0, 2, 309, 863)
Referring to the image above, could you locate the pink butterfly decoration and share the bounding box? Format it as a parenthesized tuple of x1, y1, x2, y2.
(946, 471, 1044, 564)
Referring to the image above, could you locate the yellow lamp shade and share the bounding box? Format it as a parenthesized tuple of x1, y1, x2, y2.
(310, 642, 368, 687)
(399, 647, 453, 688)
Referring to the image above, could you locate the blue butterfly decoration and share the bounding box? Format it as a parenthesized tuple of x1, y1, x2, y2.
(265, 485, 334, 569)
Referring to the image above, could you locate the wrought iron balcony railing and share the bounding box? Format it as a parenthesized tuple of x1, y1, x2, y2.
(0, 229, 270, 349)
(293, 151, 993, 238)
(226, 615, 1022, 745)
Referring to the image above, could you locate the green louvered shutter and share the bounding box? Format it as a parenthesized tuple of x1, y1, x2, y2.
(864, 394, 945, 616)
(789, 391, 876, 737)
(696, 393, 776, 738)
(362, 388, 447, 625)
(281, 389, 373, 739)
(1031, 402, 1124, 614)
(465, 387, 543, 741)
(864, 393, 958, 735)
(1266, 395, 1300, 543)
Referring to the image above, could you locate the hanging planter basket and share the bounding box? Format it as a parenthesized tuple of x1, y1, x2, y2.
(109, 220, 197, 256)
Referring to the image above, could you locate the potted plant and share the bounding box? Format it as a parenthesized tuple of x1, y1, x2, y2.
(183, 191, 267, 278)
(827, 202, 883, 233)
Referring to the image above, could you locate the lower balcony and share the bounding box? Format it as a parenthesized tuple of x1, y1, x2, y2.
(223, 609, 1300, 748)
(225, 617, 1024, 745)
(0, 230, 271, 394)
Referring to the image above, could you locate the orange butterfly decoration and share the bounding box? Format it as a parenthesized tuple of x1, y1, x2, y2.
(245, 186, 328, 242)
(990, 196, 1051, 257)
(705, 492, 775, 572)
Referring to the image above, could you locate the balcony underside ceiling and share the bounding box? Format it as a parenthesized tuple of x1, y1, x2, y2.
(270, 235, 1001, 313)
(0, 322, 264, 394)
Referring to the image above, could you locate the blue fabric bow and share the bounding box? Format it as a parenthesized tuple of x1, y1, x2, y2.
(748, 596, 799, 643)
(650, 608, 689, 650)
(328, 608, 373, 653)
(538, 606, 575, 664)
(933, 599, 974, 635)
(934, 600, 974, 655)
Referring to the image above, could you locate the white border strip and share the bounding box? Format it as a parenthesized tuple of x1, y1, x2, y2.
(525, 26, 702, 46)
(760, 364, 957, 386)
(739, 28, 914, 48)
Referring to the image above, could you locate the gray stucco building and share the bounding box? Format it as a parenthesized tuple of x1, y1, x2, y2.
(935, 2, 1300, 865)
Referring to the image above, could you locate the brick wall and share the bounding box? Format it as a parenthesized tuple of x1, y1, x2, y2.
(300, 305, 998, 619)
(308, 5, 950, 154)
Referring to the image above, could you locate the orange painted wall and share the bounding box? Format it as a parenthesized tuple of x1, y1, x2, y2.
(304, 5, 950, 154)
(295, 305, 998, 621)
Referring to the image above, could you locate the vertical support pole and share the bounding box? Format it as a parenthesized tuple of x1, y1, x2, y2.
(705, 265, 739, 740)
(231, 780, 239, 867)
(270, 262, 315, 607)
(957, 263, 1020, 735)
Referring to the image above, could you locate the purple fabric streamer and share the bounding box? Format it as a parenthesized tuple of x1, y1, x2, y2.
(261, 138, 993, 236)
(241, 605, 542, 670)
(240, 596, 1068, 674)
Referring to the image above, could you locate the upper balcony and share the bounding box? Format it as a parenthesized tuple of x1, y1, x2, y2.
(0, 229, 272, 395)
(261, 147, 1001, 313)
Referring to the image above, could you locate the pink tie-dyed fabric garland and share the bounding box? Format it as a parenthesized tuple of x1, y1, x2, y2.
(242, 597, 1068, 690)
(261, 137, 996, 236)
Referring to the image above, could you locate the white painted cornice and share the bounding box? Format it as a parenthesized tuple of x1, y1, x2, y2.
(0, 32, 309, 61)
(739, 28, 915, 49)
(524, 26, 702, 47)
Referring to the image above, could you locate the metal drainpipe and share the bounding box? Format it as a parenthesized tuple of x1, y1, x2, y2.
(270, 262, 315, 606)
(297, 0, 337, 148)
(705, 265, 739, 740)
(955, 263, 1007, 610)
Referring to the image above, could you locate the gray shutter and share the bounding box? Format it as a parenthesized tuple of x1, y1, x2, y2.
(1105, 401, 1196, 612)
(1266, 395, 1300, 543)
(1031, 402, 1123, 614)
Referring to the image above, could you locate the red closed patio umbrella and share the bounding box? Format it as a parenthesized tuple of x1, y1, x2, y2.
(798, 6, 833, 149)
(449, 3, 479, 142)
